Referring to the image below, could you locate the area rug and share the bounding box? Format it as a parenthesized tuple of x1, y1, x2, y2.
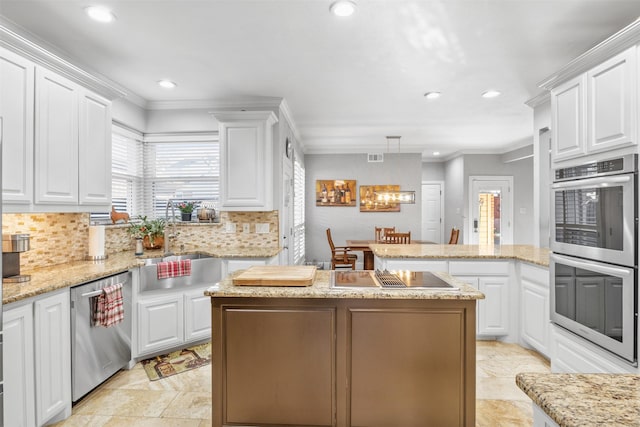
(141, 342, 211, 381)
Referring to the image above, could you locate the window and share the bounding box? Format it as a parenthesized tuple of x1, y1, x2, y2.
(293, 154, 305, 264)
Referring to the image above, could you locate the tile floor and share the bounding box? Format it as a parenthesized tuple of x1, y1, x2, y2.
(52, 341, 550, 427)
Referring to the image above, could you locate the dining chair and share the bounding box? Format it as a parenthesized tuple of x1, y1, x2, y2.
(326, 228, 357, 269)
(375, 226, 396, 242)
(385, 231, 411, 244)
(448, 227, 460, 244)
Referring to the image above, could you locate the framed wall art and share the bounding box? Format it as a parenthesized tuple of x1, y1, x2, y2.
(359, 184, 401, 212)
(316, 179, 357, 206)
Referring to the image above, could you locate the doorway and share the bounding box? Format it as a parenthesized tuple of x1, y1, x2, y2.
(421, 182, 444, 243)
(469, 177, 513, 245)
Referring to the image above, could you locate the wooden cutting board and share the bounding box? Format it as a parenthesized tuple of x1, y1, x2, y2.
(232, 265, 317, 287)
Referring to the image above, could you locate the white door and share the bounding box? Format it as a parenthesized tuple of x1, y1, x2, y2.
(421, 182, 443, 243)
(280, 158, 293, 265)
(469, 177, 513, 244)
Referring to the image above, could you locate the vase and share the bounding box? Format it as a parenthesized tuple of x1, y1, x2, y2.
(181, 212, 192, 222)
(143, 235, 164, 250)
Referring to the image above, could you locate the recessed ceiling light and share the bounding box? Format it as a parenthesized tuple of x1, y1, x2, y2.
(330, 1, 357, 17)
(432, 151, 440, 156)
(157, 80, 177, 89)
(424, 92, 441, 100)
(85, 6, 116, 23)
(482, 90, 501, 98)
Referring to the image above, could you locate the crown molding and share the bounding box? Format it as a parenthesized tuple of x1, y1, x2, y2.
(148, 96, 284, 110)
(524, 91, 550, 108)
(143, 131, 218, 143)
(537, 19, 640, 90)
(0, 18, 128, 100)
(278, 98, 305, 152)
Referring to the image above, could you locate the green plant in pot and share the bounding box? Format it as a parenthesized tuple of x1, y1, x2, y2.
(128, 216, 166, 249)
(178, 201, 196, 221)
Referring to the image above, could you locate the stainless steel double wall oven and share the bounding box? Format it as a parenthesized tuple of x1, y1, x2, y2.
(550, 154, 638, 364)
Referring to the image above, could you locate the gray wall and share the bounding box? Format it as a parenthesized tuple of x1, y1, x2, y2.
(422, 161, 445, 181)
(444, 156, 466, 241)
(305, 153, 422, 266)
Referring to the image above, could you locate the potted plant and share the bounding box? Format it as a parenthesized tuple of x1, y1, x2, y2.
(178, 201, 196, 221)
(128, 216, 166, 249)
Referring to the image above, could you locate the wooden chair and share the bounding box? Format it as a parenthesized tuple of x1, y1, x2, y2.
(326, 228, 357, 269)
(448, 227, 460, 244)
(375, 226, 396, 242)
(385, 231, 411, 244)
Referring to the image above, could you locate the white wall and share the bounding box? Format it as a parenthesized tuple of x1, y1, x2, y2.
(422, 161, 445, 181)
(304, 153, 422, 266)
(444, 156, 466, 242)
(112, 98, 146, 131)
(532, 100, 552, 248)
(146, 108, 218, 133)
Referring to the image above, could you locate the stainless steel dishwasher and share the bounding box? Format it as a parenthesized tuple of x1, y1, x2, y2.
(70, 271, 132, 402)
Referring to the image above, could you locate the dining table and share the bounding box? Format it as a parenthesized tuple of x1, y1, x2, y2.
(346, 239, 433, 270)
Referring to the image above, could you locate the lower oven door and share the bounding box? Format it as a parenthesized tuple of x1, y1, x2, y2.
(550, 253, 637, 364)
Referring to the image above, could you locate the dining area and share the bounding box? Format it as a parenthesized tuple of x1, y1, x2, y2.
(326, 226, 460, 270)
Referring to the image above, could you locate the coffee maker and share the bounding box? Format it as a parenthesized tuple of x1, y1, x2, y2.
(2, 233, 31, 283)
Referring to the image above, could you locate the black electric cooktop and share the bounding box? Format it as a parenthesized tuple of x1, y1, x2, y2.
(332, 270, 458, 290)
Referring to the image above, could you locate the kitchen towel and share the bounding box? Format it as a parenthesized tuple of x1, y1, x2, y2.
(157, 259, 192, 279)
(93, 282, 124, 327)
(88, 225, 106, 258)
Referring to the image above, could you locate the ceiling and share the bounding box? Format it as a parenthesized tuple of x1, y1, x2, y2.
(2, 1, 640, 159)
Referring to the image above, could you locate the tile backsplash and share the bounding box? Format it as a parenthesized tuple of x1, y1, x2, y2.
(2, 211, 279, 271)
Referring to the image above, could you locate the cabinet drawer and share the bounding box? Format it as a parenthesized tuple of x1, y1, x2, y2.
(520, 263, 549, 286)
(449, 261, 509, 276)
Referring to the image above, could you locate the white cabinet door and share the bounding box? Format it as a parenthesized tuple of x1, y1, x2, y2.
(522, 280, 549, 356)
(3, 303, 36, 427)
(587, 47, 636, 153)
(551, 74, 586, 161)
(184, 289, 211, 342)
(34, 291, 71, 426)
(138, 294, 184, 355)
(0, 47, 34, 205)
(478, 277, 510, 336)
(216, 111, 278, 211)
(35, 67, 79, 205)
(79, 89, 112, 206)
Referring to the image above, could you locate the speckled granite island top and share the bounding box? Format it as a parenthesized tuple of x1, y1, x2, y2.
(3, 246, 281, 305)
(205, 270, 484, 300)
(372, 244, 550, 267)
(516, 373, 640, 426)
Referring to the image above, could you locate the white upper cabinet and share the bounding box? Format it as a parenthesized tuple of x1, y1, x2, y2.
(551, 74, 586, 161)
(35, 67, 80, 205)
(79, 89, 112, 205)
(215, 111, 278, 211)
(0, 47, 34, 205)
(586, 47, 637, 154)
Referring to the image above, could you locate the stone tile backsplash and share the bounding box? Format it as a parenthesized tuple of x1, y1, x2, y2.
(2, 211, 279, 271)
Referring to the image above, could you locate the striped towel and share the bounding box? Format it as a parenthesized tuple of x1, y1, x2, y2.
(157, 259, 192, 279)
(93, 283, 124, 327)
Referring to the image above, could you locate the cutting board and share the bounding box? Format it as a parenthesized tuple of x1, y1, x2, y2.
(232, 265, 317, 287)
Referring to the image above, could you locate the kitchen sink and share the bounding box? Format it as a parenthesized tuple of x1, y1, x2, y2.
(139, 254, 221, 292)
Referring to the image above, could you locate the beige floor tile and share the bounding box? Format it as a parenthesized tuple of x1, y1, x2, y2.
(103, 416, 203, 426)
(50, 414, 111, 426)
(198, 419, 213, 427)
(476, 399, 533, 427)
(74, 388, 179, 417)
(161, 391, 213, 419)
(477, 355, 550, 378)
(476, 377, 532, 401)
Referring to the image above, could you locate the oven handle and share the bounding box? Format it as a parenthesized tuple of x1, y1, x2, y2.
(551, 253, 633, 278)
(551, 174, 631, 190)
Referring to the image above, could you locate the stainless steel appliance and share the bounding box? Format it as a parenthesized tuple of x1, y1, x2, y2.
(551, 154, 636, 267)
(70, 271, 132, 402)
(2, 233, 31, 283)
(332, 270, 459, 290)
(550, 253, 636, 363)
(550, 154, 638, 365)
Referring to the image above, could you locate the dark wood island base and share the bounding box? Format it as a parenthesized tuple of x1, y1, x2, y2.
(208, 271, 482, 427)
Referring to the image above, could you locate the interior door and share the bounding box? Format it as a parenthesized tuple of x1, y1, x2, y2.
(469, 177, 513, 244)
(421, 182, 443, 243)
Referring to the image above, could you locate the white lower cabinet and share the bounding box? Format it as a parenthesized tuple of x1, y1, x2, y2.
(520, 263, 550, 357)
(533, 404, 559, 427)
(3, 290, 71, 427)
(136, 285, 211, 357)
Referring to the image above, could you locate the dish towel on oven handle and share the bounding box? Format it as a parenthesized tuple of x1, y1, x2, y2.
(93, 282, 124, 327)
(157, 259, 192, 279)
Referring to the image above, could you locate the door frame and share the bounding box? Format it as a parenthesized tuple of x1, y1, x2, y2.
(468, 176, 514, 244)
(421, 181, 445, 243)
(280, 154, 293, 265)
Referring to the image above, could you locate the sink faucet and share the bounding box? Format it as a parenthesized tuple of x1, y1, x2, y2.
(164, 199, 178, 256)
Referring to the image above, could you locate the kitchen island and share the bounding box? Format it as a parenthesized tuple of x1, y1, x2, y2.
(206, 269, 484, 427)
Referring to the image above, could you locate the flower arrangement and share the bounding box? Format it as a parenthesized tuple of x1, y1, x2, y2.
(178, 201, 196, 214)
(128, 216, 166, 249)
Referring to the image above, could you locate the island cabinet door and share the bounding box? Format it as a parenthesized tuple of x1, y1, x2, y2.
(221, 306, 336, 427)
(347, 304, 474, 427)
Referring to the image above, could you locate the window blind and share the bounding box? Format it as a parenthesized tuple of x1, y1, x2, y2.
(293, 155, 306, 265)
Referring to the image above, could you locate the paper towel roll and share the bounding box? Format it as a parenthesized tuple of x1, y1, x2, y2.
(88, 225, 106, 258)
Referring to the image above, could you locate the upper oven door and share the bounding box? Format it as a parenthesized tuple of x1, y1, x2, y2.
(551, 174, 636, 267)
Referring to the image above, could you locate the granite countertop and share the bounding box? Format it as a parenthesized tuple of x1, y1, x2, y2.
(205, 270, 485, 300)
(516, 372, 640, 426)
(3, 246, 281, 305)
(371, 244, 550, 267)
